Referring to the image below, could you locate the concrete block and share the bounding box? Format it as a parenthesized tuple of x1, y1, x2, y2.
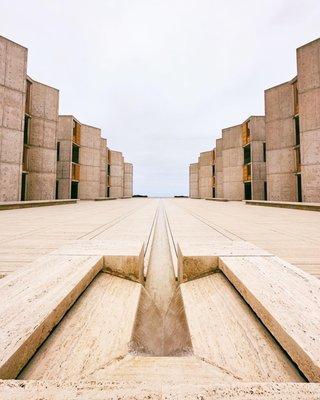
(297, 38, 320, 92)
(0, 128, 23, 163)
(3, 87, 24, 131)
(4, 40, 27, 92)
(219, 255, 320, 382)
(0, 163, 20, 201)
(299, 88, 320, 133)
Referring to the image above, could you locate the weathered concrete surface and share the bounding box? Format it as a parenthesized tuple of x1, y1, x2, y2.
(220, 255, 320, 382)
(0, 199, 76, 210)
(19, 273, 142, 381)
(245, 199, 320, 211)
(189, 162, 199, 198)
(181, 273, 303, 382)
(1, 381, 320, 399)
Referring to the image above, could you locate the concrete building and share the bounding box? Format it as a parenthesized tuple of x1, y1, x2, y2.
(99, 138, 108, 198)
(189, 162, 199, 198)
(109, 150, 124, 198)
(215, 138, 224, 198)
(22, 78, 59, 200)
(0, 36, 27, 201)
(222, 124, 243, 200)
(198, 150, 215, 199)
(297, 39, 320, 202)
(124, 162, 133, 197)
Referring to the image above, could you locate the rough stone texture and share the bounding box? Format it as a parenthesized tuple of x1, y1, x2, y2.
(220, 255, 320, 382)
(26, 79, 59, 200)
(198, 150, 214, 199)
(297, 38, 320, 202)
(222, 124, 243, 200)
(79, 124, 101, 200)
(0, 381, 320, 399)
(0, 36, 27, 201)
(181, 273, 303, 382)
(19, 273, 142, 381)
(124, 162, 133, 197)
(109, 149, 124, 198)
(215, 137, 224, 198)
(265, 81, 297, 201)
(189, 162, 199, 198)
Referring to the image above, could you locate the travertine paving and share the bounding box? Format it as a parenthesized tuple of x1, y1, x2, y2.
(0, 198, 320, 398)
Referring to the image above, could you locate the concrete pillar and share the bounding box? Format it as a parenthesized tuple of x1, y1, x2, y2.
(198, 150, 214, 199)
(109, 150, 124, 198)
(265, 81, 296, 201)
(189, 163, 199, 198)
(297, 38, 320, 202)
(124, 162, 133, 197)
(215, 138, 224, 198)
(0, 36, 27, 201)
(99, 138, 107, 198)
(26, 80, 59, 200)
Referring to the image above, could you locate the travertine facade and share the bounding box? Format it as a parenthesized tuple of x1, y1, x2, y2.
(189, 163, 199, 198)
(0, 36, 27, 201)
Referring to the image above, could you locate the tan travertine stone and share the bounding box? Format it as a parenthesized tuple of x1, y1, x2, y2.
(0, 254, 103, 379)
(0, 381, 320, 399)
(53, 240, 144, 283)
(19, 273, 142, 381)
(181, 273, 303, 382)
(177, 240, 271, 282)
(220, 255, 320, 382)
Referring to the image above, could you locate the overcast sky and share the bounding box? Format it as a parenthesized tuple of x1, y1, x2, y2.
(1, 0, 320, 196)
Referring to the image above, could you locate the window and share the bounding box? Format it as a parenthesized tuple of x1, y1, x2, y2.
(263, 142, 266, 162)
(57, 142, 60, 161)
(294, 116, 300, 146)
(24, 115, 30, 145)
(243, 144, 251, 165)
(72, 144, 79, 164)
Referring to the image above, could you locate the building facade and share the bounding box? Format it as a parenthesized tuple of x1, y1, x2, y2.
(0, 35, 133, 202)
(189, 163, 199, 198)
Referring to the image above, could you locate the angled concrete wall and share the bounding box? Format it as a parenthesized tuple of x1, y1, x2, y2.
(247, 116, 266, 200)
(99, 138, 107, 198)
(297, 38, 320, 202)
(222, 125, 243, 200)
(265, 82, 296, 201)
(215, 138, 224, 198)
(27, 80, 59, 200)
(124, 162, 133, 197)
(189, 163, 199, 198)
(198, 150, 214, 199)
(109, 150, 124, 198)
(79, 124, 101, 200)
(56, 116, 73, 199)
(0, 36, 27, 201)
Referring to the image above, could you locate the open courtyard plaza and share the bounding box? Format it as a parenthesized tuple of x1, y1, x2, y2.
(0, 198, 320, 398)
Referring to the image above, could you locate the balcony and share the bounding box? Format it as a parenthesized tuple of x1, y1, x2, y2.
(72, 120, 81, 145)
(72, 163, 80, 181)
(242, 122, 251, 146)
(243, 164, 252, 181)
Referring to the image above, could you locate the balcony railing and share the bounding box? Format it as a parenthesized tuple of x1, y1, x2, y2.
(72, 163, 80, 181)
(243, 164, 252, 181)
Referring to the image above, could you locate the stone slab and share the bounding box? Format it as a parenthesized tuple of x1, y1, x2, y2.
(0, 254, 103, 379)
(177, 241, 271, 282)
(245, 200, 320, 211)
(180, 273, 303, 382)
(19, 273, 142, 381)
(0, 199, 77, 210)
(94, 197, 117, 201)
(219, 255, 320, 382)
(53, 240, 144, 283)
(205, 197, 229, 202)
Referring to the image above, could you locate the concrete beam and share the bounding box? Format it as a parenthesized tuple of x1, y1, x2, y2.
(0, 199, 77, 210)
(245, 200, 320, 211)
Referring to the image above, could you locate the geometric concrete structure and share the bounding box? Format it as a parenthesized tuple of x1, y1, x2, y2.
(188, 162, 199, 198)
(109, 150, 124, 199)
(0, 36, 27, 201)
(215, 138, 224, 198)
(198, 150, 214, 199)
(297, 38, 320, 202)
(124, 162, 133, 198)
(0, 198, 320, 398)
(23, 78, 59, 200)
